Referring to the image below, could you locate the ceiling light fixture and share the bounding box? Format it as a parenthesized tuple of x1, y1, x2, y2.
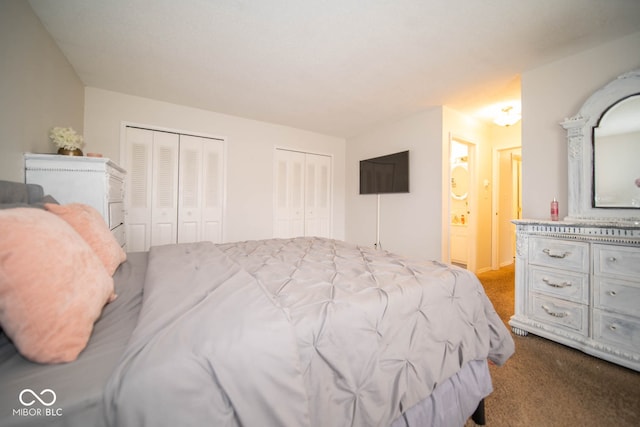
(494, 106, 521, 127)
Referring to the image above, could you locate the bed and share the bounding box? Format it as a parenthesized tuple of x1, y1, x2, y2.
(0, 181, 514, 427)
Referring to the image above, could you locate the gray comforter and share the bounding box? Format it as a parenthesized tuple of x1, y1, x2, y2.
(105, 237, 514, 427)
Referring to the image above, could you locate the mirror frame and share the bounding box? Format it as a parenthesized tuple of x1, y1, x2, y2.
(560, 69, 640, 224)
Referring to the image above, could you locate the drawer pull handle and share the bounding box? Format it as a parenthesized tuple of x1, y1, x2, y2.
(542, 248, 570, 259)
(609, 290, 617, 296)
(607, 257, 617, 263)
(542, 305, 568, 318)
(542, 277, 572, 288)
(609, 324, 618, 331)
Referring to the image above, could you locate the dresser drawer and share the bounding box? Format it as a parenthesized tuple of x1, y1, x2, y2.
(529, 237, 589, 272)
(593, 309, 640, 354)
(529, 266, 588, 304)
(109, 202, 125, 229)
(530, 294, 588, 335)
(594, 276, 640, 317)
(111, 223, 126, 248)
(593, 244, 640, 281)
(108, 176, 125, 202)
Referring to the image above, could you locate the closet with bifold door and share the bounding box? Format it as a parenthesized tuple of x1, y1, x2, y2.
(274, 148, 332, 239)
(125, 126, 225, 252)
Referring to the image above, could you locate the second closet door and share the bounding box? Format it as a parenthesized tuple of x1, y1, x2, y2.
(178, 135, 223, 244)
(304, 153, 331, 237)
(274, 149, 331, 239)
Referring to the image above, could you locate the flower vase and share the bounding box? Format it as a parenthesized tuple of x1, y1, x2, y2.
(57, 148, 83, 156)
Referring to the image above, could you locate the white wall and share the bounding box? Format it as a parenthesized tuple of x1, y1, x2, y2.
(521, 32, 640, 220)
(83, 88, 346, 243)
(0, 0, 84, 181)
(345, 108, 443, 261)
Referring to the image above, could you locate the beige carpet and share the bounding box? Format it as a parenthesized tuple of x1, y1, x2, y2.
(466, 264, 640, 427)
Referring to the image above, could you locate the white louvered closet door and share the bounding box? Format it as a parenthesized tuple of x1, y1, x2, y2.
(177, 135, 224, 244)
(177, 136, 202, 243)
(274, 149, 305, 238)
(150, 133, 179, 247)
(126, 128, 179, 251)
(304, 153, 331, 237)
(274, 149, 331, 239)
(201, 138, 224, 243)
(125, 127, 224, 251)
(125, 127, 152, 252)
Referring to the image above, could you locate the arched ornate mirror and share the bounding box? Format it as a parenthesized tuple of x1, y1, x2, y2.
(561, 69, 640, 224)
(592, 94, 640, 208)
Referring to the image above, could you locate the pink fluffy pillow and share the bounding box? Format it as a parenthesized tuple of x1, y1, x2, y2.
(45, 203, 126, 276)
(0, 208, 115, 363)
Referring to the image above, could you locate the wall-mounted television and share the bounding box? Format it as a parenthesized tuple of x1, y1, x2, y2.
(359, 150, 409, 194)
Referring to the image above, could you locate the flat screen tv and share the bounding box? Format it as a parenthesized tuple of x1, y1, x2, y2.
(359, 150, 409, 194)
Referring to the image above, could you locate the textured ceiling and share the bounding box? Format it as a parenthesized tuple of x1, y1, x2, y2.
(28, 0, 640, 137)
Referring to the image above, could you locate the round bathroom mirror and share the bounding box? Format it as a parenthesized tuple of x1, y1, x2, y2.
(451, 164, 469, 200)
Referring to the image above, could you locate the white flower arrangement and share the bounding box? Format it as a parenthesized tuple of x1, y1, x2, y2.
(49, 126, 84, 150)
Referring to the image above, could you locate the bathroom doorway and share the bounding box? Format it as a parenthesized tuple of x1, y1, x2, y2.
(448, 137, 477, 271)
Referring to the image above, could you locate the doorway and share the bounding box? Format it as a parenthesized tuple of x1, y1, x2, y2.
(491, 146, 522, 269)
(447, 136, 477, 271)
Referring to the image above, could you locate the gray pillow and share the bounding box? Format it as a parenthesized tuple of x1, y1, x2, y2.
(0, 181, 30, 204)
(0, 180, 57, 208)
(0, 195, 58, 210)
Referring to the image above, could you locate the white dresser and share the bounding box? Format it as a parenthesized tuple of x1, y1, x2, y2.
(24, 153, 127, 248)
(510, 220, 640, 371)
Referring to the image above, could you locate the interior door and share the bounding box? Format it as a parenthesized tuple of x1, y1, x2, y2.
(304, 153, 331, 237)
(177, 135, 203, 243)
(201, 138, 224, 243)
(150, 132, 179, 247)
(126, 127, 179, 251)
(447, 137, 477, 271)
(126, 126, 224, 250)
(177, 134, 225, 244)
(510, 152, 522, 260)
(125, 127, 153, 252)
(274, 149, 306, 238)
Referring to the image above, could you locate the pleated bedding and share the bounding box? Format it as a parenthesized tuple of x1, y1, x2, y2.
(106, 237, 513, 426)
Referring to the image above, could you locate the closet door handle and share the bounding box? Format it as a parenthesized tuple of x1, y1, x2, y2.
(542, 277, 572, 288)
(542, 248, 570, 259)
